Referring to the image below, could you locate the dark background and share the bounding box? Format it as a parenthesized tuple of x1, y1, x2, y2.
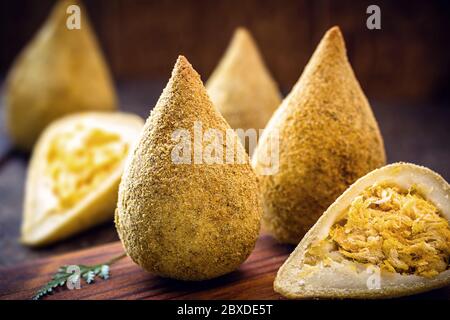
(1, 0, 450, 102)
(0, 0, 449, 267)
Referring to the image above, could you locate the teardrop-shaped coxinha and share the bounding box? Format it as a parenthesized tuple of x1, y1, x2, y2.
(5, 0, 117, 150)
(206, 28, 281, 154)
(275, 163, 450, 299)
(115, 56, 262, 281)
(252, 26, 386, 244)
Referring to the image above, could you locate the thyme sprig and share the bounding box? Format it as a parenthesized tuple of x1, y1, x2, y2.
(32, 252, 126, 300)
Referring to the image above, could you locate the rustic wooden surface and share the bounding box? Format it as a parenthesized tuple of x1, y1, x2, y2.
(0, 81, 449, 299)
(1, 81, 449, 267)
(0, 234, 293, 300)
(0, 234, 449, 300)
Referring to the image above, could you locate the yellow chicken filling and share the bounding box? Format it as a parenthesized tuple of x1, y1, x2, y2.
(306, 183, 450, 278)
(46, 124, 128, 211)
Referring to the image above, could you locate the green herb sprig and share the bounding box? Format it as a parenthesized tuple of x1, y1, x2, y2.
(32, 252, 126, 300)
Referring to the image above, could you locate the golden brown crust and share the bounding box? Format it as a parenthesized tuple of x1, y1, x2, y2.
(206, 27, 281, 147)
(5, 0, 117, 150)
(253, 26, 386, 244)
(116, 56, 262, 281)
(274, 162, 450, 299)
(276, 279, 450, 300)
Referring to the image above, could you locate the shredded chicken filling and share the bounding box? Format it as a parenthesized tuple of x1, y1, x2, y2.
(46, 123, 128, 211)
(305, 183, 450, 278)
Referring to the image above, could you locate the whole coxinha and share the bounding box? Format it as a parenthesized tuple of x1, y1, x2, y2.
(8, 0, 448, 300)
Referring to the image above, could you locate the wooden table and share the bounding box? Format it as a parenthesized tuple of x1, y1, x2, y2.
(1, 234, 449, 300)
(0, 81, 449, 299)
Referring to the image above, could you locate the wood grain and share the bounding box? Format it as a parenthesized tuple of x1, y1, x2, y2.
(1, 82, 449, 268)
(1, 233, 449, 300)
(0, 234, 294, 300)
(0, 84, 449, 299)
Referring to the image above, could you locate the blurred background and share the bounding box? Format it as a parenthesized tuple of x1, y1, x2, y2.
(1, 0, 450, 101)
(0, 0, 449, 266)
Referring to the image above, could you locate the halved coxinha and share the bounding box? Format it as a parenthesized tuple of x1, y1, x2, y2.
(275, 162, 450, 298)
(21, 112, 143, 246)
